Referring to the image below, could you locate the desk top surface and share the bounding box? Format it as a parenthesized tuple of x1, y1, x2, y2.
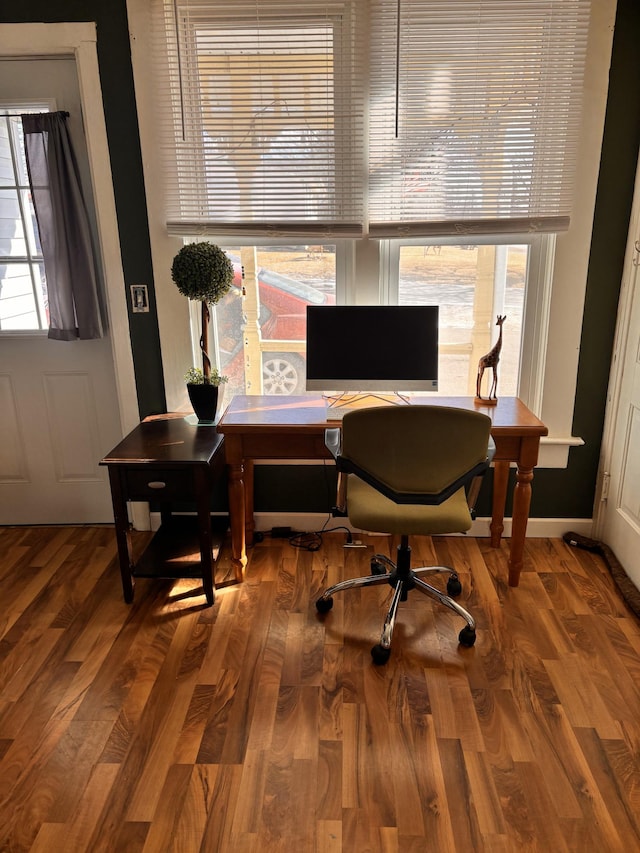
(217, 395, 548, 437)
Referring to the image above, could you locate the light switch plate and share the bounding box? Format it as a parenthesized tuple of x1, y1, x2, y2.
(131, 284, 149, 313)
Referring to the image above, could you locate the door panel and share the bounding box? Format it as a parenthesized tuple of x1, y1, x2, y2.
(0, 335, 121, 524)
(0, 57, 123, 524)
(599, 156, 640, 589)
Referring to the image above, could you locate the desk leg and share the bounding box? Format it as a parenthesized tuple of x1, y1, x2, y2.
(509, 463, 534, 587)
(490, 460, 509, 548)
(194, 468, 216, 606)
(107, 467, 134, 603)
(228, 460, 247, 582)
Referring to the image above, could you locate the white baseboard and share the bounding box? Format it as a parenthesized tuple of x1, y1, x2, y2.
(145, 510, 592, 540)
(252, 513, 593, 540)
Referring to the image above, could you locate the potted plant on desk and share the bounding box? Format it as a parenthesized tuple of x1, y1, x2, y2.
(171, 242, 234, 423)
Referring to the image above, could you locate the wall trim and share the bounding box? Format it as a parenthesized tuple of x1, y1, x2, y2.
(250, 513, 593, 540)
(148, 510, 592, 541)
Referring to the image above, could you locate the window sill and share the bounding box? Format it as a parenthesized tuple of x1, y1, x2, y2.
(537, 435, 585, 469)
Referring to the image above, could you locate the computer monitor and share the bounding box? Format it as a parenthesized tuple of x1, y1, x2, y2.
(305, 305, 439, 393)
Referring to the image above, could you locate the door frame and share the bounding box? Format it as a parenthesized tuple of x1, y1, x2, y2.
(593, 147, 640, 536)
(0, 22, 139, 436)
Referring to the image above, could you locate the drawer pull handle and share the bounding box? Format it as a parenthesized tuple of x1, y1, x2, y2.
(147, 481, 166, 489)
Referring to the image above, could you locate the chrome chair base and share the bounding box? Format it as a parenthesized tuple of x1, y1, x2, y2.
(316, 552, 477, 665)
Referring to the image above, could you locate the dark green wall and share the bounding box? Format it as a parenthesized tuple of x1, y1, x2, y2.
(2, 0, 166, 418)
(3, 0, 640, 519)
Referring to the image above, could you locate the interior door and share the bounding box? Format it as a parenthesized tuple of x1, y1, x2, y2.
(0, 58, 123, 524)
(597, 152, 640, 589)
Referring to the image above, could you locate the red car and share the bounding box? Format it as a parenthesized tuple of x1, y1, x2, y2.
(217, 262, 334, 395)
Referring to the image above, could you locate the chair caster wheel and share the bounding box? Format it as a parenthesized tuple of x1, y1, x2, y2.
(447, 575, 462, 597)
(316, 596, 334, 614)
(458, 626, 477, 647)
(371, 559, 386, 576)
(371, 644, 391, 665)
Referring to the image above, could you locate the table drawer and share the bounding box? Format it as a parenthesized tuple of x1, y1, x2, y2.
(123, 467, 195, 500)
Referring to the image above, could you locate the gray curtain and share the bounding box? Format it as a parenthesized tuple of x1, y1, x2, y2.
(21, 111, 104, 340)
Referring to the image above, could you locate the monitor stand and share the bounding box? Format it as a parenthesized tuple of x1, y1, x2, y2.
(324, 391, 411, 411)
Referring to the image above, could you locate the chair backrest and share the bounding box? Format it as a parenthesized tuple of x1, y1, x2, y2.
(340, 405, 492, 497)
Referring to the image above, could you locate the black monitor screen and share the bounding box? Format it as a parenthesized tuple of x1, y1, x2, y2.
(306, 305, 439, 392)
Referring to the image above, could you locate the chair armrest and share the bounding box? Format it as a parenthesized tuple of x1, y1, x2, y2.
(325, 428, 348, 515)
(467, 438, 494, 517)
(335, 471, 348, 514)
(325, 427, 342, 461)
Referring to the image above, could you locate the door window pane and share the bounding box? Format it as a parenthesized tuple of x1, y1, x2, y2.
(398, 244, 526, 397)
(0, 113, 48, 332)
(0, 261, 46, 329)
(215, 245, 336, 396)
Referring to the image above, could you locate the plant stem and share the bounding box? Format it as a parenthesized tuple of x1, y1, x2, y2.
(200, 301, 211, 380)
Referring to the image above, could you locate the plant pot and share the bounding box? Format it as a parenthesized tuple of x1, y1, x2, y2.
(187, 383, 220, 424)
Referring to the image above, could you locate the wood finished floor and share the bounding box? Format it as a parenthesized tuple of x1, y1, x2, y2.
(1, 525, 640, 852)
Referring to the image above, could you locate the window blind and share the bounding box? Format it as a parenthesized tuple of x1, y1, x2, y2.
(156, 0, 590, 237)
(368, 0, 591, 237)
(155, 0, 365, 237)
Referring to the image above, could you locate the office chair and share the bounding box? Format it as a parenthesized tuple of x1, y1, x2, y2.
(315, 405, 494, 664)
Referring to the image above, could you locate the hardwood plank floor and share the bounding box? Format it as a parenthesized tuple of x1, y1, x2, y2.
(1, 525, 639, 852)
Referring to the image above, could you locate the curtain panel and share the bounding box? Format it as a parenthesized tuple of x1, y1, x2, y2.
(21, 111, 104, 340)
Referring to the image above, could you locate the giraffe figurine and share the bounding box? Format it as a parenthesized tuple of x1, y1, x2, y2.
(475, 315, 506, 405)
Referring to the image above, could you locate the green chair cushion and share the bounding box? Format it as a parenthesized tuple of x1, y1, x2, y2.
(346, 474, 473, 535)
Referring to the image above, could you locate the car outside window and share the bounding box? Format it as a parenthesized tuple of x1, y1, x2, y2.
(215, 246, 336, 396)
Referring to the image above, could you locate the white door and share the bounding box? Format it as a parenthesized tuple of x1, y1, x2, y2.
(0, 54, 127, 524)
(596, 152, 640, 589)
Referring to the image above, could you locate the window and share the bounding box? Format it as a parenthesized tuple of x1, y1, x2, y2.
(162, 0, 590, 401)
(157, 0, 363, 235)
(0, 109, 49, 332)
(158, 0, 589, 237)
(138, 0, 611, 465)
(395, 241, 527, 397)
(367, 0, 589, 235)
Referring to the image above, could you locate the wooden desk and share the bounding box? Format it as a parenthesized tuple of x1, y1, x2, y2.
(101, 414, 227, 604)
(217, 395, 548, 587)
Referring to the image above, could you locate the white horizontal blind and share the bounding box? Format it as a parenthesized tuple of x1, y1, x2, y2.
(155, 0, 590, 237)
(368, 0, 591, 237)
(155, 0, 365, 237)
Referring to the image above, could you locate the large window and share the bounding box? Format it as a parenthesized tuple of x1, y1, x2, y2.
(136, 0, 611, 464)
(160, 0, 590, 395)
(158, 0, 589, 237)
(199, 237, 529, 399)
(0, 110, 48, 332)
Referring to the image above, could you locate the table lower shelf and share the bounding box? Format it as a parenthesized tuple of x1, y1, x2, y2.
(132, 515, 228, 579)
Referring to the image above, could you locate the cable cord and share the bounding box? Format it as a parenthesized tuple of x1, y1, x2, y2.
(288, 519, 354, 552)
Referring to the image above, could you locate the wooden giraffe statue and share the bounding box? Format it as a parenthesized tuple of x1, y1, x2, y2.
(475, 315, 506, 405)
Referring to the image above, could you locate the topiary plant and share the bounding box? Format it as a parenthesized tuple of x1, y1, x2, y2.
(184, 366, 228, 386)
(171, 242, 234, 382)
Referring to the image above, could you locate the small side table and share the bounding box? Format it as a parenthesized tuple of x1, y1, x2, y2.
(100, 414, 227, 605)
